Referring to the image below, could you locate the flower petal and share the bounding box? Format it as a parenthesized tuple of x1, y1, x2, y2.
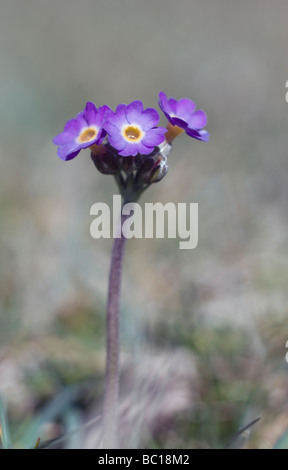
(83, 102, 98, 125)
(97, 105, 112, 123)
(125, 100, 144, 124)
(107, 104, 127, 129)
(119, 140, 152, 157)
(158, 93, 177, 125)
(96, 127, 108, 143)
(107, 132, 126, 151)
(119, 142, 140, 157)
(60, 149, 81, 161)
(104, 121, 122, 137)
(197, 129, 210, 141)
(175, 98, 196, 120)
(167, 97, 178, 115)
(139, 108, 160, 130)
(57, 142, 82, 160)
(185, 127, 210, 141)
(141, 128, 166, 147)
(187, 110, 207, 129)
(53, 132, 73, 145)
(158, 91, 172, 113)
(136, 141, 156, 155)
(170, 117, 189, 128)
(64, 117, 85, 135)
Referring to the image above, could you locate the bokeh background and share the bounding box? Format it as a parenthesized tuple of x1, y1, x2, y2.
(0, 0, 288, 449)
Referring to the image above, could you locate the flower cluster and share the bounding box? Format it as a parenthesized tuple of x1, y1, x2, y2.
(53, 93, 209, 200)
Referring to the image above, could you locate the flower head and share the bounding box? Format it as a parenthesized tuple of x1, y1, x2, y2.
(53, 102, 110, 161)
(104, 100, 167, 157)
(158, 91, 209, 142)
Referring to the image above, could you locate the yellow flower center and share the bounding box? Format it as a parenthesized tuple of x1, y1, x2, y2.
(123, 125, 143, 142)
(78, 127, 98, 143)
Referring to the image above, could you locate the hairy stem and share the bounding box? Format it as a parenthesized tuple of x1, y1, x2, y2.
(103, 211, 127, 449)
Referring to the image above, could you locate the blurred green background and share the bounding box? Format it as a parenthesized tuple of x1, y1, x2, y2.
(0, 0, 288, 448)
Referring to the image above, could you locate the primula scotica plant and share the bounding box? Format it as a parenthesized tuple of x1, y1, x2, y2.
(53, 92, 209, 448)
(54, 92, 209, 203)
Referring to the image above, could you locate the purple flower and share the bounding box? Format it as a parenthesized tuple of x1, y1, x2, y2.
(104, 100, 167, 157)
(53, 102, 110, 161)
(158, 91, 209, 142)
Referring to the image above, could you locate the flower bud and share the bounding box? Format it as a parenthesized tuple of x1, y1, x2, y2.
(91, 150, 119, 175)
(135, 154, 168, 186)
(149, 156, 169, 183)
(121, 156, 134, 173)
